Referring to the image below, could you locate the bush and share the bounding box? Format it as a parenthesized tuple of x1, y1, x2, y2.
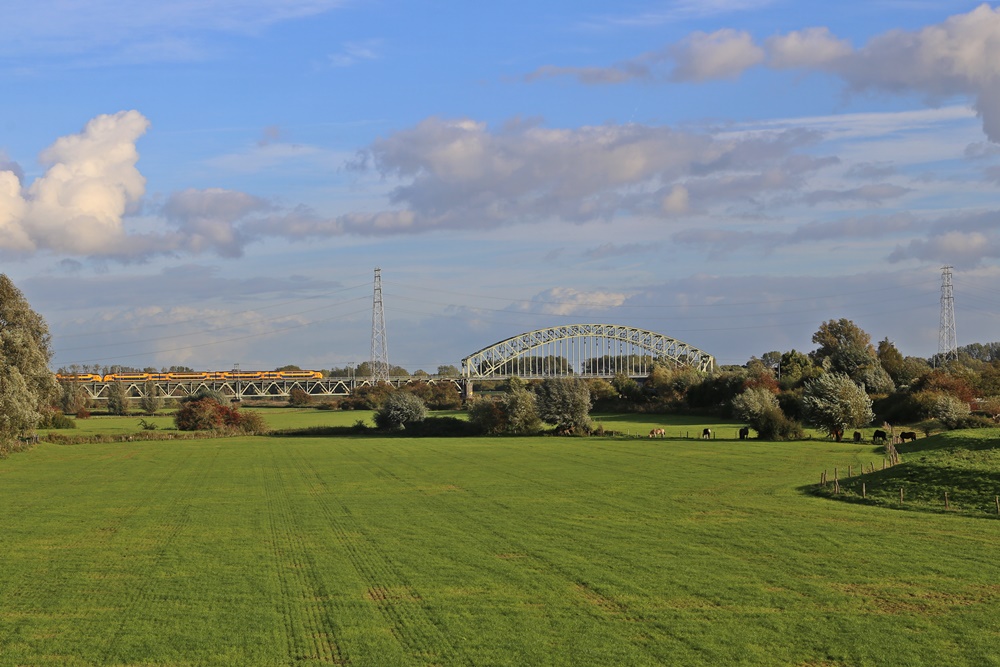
(373, 392, 427, 430)
(933, 393, 972, 429)
(175, 398, 228, 431)
(288, 388, 312, 406)
(731, 388, 802, 440)
(41, 411, 77, 430)
(174, 398, 269, 434)
(181, 388, 230, 405)
(76, 407, 91, 419)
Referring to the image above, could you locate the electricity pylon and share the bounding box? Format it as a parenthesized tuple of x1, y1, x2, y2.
(371, 268, 390, 382)
(937, 265, 957, 364)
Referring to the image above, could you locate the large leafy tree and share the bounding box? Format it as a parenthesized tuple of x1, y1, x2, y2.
(0, 275, 58, 447)
(811, 319, 893, 392)
(534, 378, 592, 433)
(801, 373, 874, 441)
(374, 391, 427, 430)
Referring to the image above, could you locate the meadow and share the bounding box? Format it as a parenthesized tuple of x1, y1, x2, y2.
(2, 411, 999, 666)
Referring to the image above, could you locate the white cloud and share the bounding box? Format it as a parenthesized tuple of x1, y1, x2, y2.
(766, 27, 852, 69)
(513, 287, 629, 316)
(1, 110, 150, 255)
(532, 4, 1000, 141)
(670, 29, 765, 81)
(889, 210, 1000, 265)
(334, 117, 823, 235)
(328, 40, 382, 68)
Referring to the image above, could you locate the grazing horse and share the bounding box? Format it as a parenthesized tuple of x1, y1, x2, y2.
(872, 429, 887, 444)
(702, 428, 712, 440)
(649, 428, 665, 438)
(899, 431, 917, 442)
(738, 426, 750, 440)
(853, 431, 862, 443)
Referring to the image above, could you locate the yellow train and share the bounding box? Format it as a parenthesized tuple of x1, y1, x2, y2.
(55, 370, 324, 383)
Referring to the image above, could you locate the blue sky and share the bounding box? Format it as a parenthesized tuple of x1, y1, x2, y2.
(2, 0, 999, 372)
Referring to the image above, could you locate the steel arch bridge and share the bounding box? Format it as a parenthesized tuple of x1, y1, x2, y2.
(461, 324, 715, 380)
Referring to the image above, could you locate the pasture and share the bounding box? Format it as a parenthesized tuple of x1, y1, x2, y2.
(2, 414, 1000, 665)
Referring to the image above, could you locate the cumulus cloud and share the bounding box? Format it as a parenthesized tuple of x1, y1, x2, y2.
(512, 287, 629, 316)
(526, 29, 763, 84)
(889, 210, 1000, 266)
(670, 29, 765, 81)
(1, 110, 150, 255)
(530, 4, 1000, 142)
(335, 117, 822, 235)
(766, 27, 852, 69)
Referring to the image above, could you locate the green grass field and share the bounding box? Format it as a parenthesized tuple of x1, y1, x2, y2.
(3, 413, 1000, 666)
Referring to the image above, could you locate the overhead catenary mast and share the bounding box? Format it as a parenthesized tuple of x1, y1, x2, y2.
(371, 267, 390, 382)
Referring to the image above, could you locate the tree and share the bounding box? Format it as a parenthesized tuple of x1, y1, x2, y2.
(760, 351, 782, 373)
(106, 382, 131, 416)
(732, 387, 779, 429)
(58, 380, 88, 415)
(534, 378, 592, 433)
(777, 349, 815, 388)
(436, 365, 460, 377)
(374, 392, 427, 430)
(811, 319, 892, 392)
(467, 378, 541, 435)
(138, 381, 163, 415)
(801, 373, 874, 441)
(0, 275, 58, 448)
(811, 319, 873, 363)
(876, 338, 906, 384)
(731, 387, 803, 440)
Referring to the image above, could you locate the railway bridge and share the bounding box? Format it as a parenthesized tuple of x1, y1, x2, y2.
(65, 324, 713, 402)
(460, 323, 714, 396)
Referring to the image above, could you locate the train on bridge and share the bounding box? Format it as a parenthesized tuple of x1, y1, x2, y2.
(55, 370, 325, 383)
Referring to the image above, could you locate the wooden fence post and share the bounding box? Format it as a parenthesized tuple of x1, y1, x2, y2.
(944, 491, 949, 510)
(899, 487, 904, 504)
(862, 482, 866, 499)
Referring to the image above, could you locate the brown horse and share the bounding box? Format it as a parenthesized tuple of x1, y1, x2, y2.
(649, 428, 665, 438)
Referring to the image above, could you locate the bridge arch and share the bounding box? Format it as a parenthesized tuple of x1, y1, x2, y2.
(461, 324, 715, 379)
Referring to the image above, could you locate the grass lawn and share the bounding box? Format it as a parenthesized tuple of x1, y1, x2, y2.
(3, 415, 999, 665)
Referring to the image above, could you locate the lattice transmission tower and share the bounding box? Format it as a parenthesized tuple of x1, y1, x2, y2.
(937, 265, 957, 364)
(370, 267, 390, 382)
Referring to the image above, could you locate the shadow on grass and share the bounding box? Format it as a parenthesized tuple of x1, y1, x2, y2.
(896, 428, 1000, 455)
(801, 428, 1000, 517)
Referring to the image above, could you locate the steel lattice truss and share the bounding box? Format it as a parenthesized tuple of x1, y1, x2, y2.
(461, 324, 715, 378)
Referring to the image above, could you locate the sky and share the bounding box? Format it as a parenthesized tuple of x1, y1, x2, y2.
(2, 0, 1000, 373)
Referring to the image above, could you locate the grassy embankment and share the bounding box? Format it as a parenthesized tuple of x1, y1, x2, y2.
(813, 428, 1000, 516)
(1, 411, 998, 666)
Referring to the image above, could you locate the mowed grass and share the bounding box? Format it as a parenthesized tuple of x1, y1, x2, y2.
(2, 420, 1000, 665)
